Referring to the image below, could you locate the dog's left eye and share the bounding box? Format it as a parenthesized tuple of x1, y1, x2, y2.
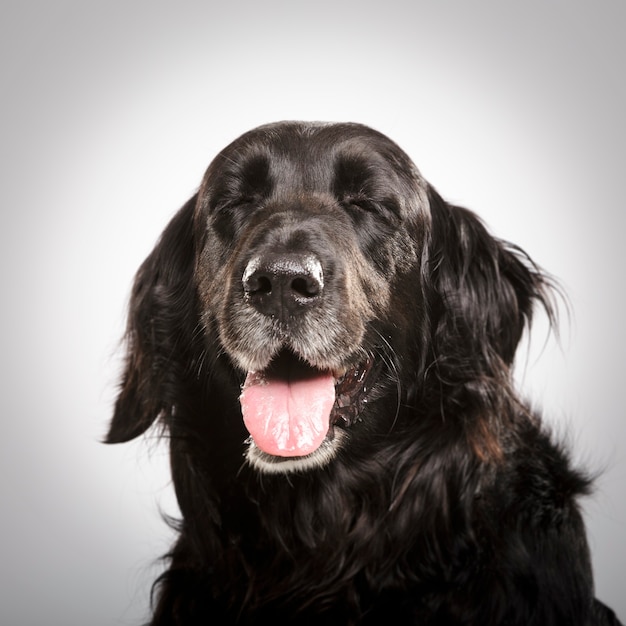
(342, 197, 401, 226)
(344, 198, 378, 213)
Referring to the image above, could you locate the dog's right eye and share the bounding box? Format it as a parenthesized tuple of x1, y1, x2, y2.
(210, 197, 261, 240)
(214, 197, 257, 213)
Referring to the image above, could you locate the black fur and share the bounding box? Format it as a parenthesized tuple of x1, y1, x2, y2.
(107, 122, 622, 625)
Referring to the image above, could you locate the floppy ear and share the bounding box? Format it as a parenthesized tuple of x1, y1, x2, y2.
(106, 195, 199, 443)
(426, 186, 553, 373)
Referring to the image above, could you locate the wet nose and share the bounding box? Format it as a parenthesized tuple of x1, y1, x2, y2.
(242, 254, 323, 318)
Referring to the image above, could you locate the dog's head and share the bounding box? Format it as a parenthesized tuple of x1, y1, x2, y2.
(107, 122, 551, 473)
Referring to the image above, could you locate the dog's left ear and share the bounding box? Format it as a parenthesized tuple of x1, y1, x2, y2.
(106, 195, 199, 443)
(425, 186, 553, 371)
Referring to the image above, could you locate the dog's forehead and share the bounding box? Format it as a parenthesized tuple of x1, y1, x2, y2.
(205, 122, 420, 193)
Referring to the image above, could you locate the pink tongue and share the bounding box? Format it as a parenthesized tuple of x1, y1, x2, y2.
(240, 368, 336, 457)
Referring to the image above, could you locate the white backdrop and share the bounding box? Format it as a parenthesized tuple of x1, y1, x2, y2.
(1, 1, 624, 623)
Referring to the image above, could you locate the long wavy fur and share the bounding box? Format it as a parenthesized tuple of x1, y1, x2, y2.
(106, 122, 621, 626)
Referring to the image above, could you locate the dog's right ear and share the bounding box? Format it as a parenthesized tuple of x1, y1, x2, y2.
(105, 195, 199, 444)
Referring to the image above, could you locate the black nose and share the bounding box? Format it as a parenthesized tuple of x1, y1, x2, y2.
(243, 254, 323, 318)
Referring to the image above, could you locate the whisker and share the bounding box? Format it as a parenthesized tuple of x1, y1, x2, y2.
(371, 328, 403, 433)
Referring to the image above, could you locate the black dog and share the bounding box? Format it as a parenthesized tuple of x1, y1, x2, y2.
(107, 122, 622, 625)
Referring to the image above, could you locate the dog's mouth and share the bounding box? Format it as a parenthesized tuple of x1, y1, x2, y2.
(240, 349, 376, 464)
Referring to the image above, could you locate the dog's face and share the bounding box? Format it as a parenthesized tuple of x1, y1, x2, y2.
(193, 122, 429, 472)
(108, 121, 545, 476)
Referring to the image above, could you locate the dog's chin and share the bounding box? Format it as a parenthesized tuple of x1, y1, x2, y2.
(245, 429, 346, 474)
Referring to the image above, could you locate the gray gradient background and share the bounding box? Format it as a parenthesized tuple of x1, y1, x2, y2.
(1, 1, 624, 624)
